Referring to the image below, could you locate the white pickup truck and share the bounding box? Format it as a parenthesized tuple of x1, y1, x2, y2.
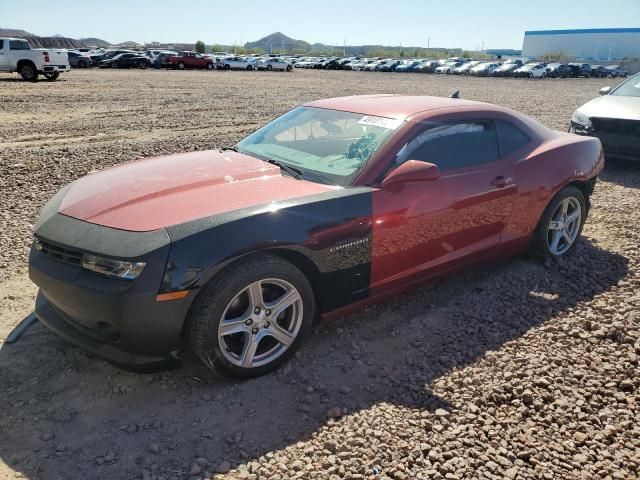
(0, 37, 70, 81)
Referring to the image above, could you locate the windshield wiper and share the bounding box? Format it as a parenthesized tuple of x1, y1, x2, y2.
(224, 146, 303, 180)
(262, 158, 303, 180)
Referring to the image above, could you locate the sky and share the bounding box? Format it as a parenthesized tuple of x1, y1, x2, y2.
(1, 0, 639, 50)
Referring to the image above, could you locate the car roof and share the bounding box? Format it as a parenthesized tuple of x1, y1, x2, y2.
(304, 95, 492, 120)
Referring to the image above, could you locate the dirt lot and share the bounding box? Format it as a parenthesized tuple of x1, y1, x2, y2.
(0, 69, 638, 480)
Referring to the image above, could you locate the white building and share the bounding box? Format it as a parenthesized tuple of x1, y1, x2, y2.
(522, 28, 640, 61)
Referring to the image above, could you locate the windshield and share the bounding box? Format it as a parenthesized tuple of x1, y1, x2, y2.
(611, 74, 640, 97)
(236, 107, 400, 186)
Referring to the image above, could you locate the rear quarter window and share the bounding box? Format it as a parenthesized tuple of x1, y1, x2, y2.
(9, 40, 30, 50)
(496, 120, 530, 157)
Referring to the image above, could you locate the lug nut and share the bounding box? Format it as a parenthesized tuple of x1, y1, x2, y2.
(251, 327, 259, 334)
(245, 319, 253, 326)
(264, 321, 270, 328)
(254, 307, 261, 314)
(265, 309, 272, 316)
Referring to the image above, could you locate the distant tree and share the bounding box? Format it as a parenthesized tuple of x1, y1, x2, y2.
(195, 40, 205, 54)
(400, 50, 405, 58)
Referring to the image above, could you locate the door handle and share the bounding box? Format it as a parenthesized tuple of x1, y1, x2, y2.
(491, 176, 512, 188)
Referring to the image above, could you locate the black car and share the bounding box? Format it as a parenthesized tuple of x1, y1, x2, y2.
(545, 63, 572, 78)
(90, 49, 134, 64)
(379, 60, 402, 72)
(590, 65, 609, 78)
(568, 63, 591, 78)
(99, 53, 149, 69)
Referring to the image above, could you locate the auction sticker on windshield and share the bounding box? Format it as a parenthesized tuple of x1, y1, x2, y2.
(357, 115, 403, 130)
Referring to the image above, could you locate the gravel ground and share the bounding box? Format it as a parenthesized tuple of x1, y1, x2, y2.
(0, 70, 638, 480)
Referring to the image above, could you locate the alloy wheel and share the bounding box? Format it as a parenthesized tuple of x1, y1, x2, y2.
(547, 197, 581, 255)
(217, 278, 303, 368)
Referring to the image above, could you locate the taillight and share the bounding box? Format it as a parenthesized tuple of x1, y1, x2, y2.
(43, 51, 50, 62)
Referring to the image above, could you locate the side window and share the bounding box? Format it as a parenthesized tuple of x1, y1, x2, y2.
(0, 40, 4, 49)
(496, 120, 530, 157)
(9, 40, 30, 50)
(397, 121, 500, 171)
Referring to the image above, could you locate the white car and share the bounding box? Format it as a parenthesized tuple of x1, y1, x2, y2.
(514, 63, 547, 78)
(217, 56, 254, 70)
(470, 62, 500, 76)
(0, 37, 70, 81)
(452, 60, 481, 74)
(435, 62, 460, 74)
(257, 57, 292, 71)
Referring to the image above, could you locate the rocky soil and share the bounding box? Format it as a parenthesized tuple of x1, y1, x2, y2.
(0, 69, 637, 480)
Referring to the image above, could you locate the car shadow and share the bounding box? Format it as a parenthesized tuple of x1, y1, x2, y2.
(0, 239, 628, 479)
(600, 157, 640, 189)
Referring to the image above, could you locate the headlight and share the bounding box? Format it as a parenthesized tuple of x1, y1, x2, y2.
(82, 254, 145, 280)
(571, 111, 592, 128)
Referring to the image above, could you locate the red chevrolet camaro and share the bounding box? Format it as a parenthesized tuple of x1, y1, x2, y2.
(29, 95, 604, 376)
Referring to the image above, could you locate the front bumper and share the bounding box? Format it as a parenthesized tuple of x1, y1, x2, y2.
(29, 213, 195, 371)
(570, 120, 640, 161)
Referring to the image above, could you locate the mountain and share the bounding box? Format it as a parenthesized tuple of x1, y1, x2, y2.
(79, 37, 112, 48)
(244, 32, 463, 56)
(245, 32, 310, 53)
(0, 28, 34, 36)
(0, 28, 86, 49)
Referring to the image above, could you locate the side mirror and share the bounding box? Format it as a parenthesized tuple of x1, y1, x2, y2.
(382, 160, 440, 188)
(599, 86, 611, 95)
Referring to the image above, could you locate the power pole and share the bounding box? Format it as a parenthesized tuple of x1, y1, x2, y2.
(343, 38, 346, 56)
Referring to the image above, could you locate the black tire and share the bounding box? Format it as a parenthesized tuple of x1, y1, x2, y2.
(138, 61, 147, 69)
(266, 64, 273, 71)
(177, 62, 185, 70)
(224, 64, 231, 70)
(286, 65, 292, 72)
(187, 254, 315, 377)
(43, 71, 60, 81)
(19, 63, 38, 81)
(206, 63, 214, 70)
(78, 60, 87, 68)
(246, 64, 253, 71)
(529, 185, 587, 259)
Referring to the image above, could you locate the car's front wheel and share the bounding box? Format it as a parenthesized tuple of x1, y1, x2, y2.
(187, 254, 315, 377)
(530, 186, 587, 258)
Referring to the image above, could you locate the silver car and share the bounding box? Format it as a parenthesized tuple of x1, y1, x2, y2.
(570, 73, 640, 161)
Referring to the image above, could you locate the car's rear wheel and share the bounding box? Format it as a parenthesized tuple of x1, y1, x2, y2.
(246, 65, 253, 71)
(177, 62, 185, 70)
(286, 65, 292, 72)
(530, 186, 586, 259)
(43, 71, 60, 81)
(78, 60, 87, 68)
(19, 63, 38, 81)
(207, 63, 214, 70)
(187, 254, 315, 377)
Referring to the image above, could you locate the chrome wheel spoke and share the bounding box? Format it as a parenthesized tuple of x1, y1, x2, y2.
(267, 289, 301, 319)
(548, 220, 562, 230)
(550, 230, 562, 253)
(566, 209, 580, 225)
(266, 323, 296, 347)
(240, 331, 263, 367)
(246, 281, 264, 310)
(219, 314, 252, 337)
(561, 199, 569, 218)
(563, 229, 574, 244)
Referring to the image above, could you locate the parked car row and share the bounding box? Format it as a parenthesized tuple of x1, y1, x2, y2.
(41, 46, 635, 80)
(290, 55, 629, 79)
